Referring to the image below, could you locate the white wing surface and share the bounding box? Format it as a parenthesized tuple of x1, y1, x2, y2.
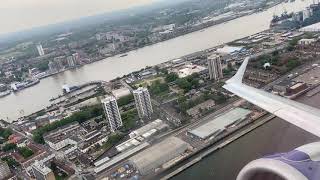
(223, 57, 320, 137)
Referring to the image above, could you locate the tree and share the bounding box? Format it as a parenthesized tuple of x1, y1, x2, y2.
(176, 78, 192, 91)
(165, 72, 179, 83)
(33, 105, 104, 144)
(18, 147, 34, 158)
(36, 60, 49, 72)
(1, 157, 19, 168)
(149, 80, 169, 95)
(0, 128, 12, 140)
(121, 109, 138, 131)
(2, 143, 17, 152)
(286, 59, 300, 70)
(117, 94, 134, 107)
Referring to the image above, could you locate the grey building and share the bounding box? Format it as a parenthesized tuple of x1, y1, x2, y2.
(0, 160, 11, 179)
(32, 161, 55, 180)
(133, 87, 153, 119)
(129, 137, 189, 175)
(102, 96, 123, 132)
(208, 54, 223, 81)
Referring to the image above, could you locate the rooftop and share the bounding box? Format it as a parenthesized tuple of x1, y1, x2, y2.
(32, 161, 52, 175)
(177, 64, 207, 78)
(189, 108, 251, 139)
(112, 87, 131, 99)
(216, 46, 244, 55)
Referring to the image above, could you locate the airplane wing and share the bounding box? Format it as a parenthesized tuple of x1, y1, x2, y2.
(223, 57, 320, 137)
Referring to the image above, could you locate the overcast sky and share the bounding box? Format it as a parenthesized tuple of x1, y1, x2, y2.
(0, 0, 157, 35)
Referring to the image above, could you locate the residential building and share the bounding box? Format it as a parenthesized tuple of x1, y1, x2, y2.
(36, 44, 45, 56)
(102, 96, 123, 132)
(67, 56, 76, 67)
(0, 160, 11, 179)
(72, 53, 81, 64)
(31, 161, 55, 180)
(133, 87, 153, 119)
(208, 54, 223, 81)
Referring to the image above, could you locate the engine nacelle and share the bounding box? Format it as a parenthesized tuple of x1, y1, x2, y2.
(237, 142, 320, 180)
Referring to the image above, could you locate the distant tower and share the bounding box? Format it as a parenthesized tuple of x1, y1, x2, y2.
(72, 53, 80, 65)
(31, 161, 55, 180)
(48, 61, 57, 73)
(102, 96, 123, 132)
(36, 44, 45, 56)
(207, 54, 223, 81)
(0, 160, 11, 179)
(133, 87, 153, 119)
(67, 56, 76, 67)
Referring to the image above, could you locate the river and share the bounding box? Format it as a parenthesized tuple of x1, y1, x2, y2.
(0, 0, 314, 121)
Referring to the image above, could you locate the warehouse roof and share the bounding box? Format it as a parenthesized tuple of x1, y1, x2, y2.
(129, 137, 188, 174)
(189, 108, 251, 139)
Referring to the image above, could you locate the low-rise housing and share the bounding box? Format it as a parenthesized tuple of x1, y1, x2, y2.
(186, 99, 216, 118)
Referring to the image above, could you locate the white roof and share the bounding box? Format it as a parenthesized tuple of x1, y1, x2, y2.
(216, 46, 244, 55)
(178, 64, 207, 78)
(112, 87, 131, 99)
(129, 119, 164, 138)
(300, 22, 320, 32)
(189, 108, 251, 139)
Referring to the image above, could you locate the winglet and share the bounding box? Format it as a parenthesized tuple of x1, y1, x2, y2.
(225, 56, 250, 84)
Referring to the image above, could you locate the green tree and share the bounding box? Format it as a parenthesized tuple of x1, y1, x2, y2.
(286, 59, 300, 70)
(36, 60, 49, 71)
(121, 109, 138, 131)
(1, 157, 19, 168)
(33, 105, 104, 144)
(117, 94, 134, 107)
(149, 80, 169, 95)
(0, 128, 12, 140)
(2, 143, 17, 152)
(165, 72, 179, 83)
(18, 147, 34, 158)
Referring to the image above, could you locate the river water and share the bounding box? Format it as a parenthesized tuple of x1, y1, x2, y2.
(0, 0, 313, 121)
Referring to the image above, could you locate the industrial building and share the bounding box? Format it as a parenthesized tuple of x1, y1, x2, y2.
(94, 142, 150, 173)
(133, 87, 153, 119)
(207, 54, 224, 81)
(129, 137, 189, 175)
(188, 108, 252, 140)
(31, 161, 56, 180)
(0, 160, 12, 179)
(116, 120, 168, 152)
(102, 96, 123, 132)
(129, 119, 167, 138)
